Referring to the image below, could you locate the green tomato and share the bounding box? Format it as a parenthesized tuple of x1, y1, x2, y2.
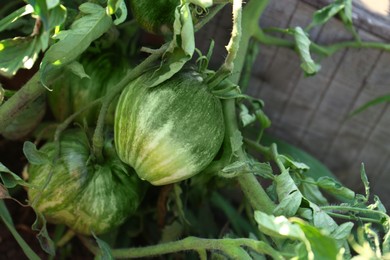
(47, 52, 130, 125)
(129, 0, 180, 34)
(115, 69, 225, 185)
(27, 129, 146, 235)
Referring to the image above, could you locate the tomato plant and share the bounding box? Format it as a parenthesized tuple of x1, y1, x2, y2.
(0, 0, 390, 259)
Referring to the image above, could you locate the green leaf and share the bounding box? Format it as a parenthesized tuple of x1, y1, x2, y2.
(65, 61, 90, 79)
(27, 0, 49, 30)
(261, 133, 336, 181)
(294, 27, 321, 76)
(317, 176, 355, 201)
(23, 141, 51, 165)
(299, 177, 328, 205)
(310, 1, 344, 27)
(294, 219, 340, 259)
(239, 104, 257, 127)
(331, 222, 354, 241)
(107, 0, 127, 25)
(279, 155, 310, 171)
(31, 210, 55, 256)
(274, 170, 303, 217)
(0, 162, 31, 188)
(46, 0, 60, 9)
(40, 3, 112, 86)
(254, 211, 306, 240)
(94, 234, 114, 260)
(348, 94, 390, 118)
(360, 163, 370, 201)
(0, 36, 41, 77)
(147, 3, 195, 88)
(0, 5, 34, 33)
(0, 201, 41, 260)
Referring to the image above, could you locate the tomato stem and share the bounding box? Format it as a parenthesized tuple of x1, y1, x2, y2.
(80, 235, 284, 259)
(0, 74, 44, 134)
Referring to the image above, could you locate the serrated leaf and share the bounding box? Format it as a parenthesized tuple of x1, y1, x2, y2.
(40, 3, 112, 86)
(23, 141, 51, 165)
(0, 5, 34, 33)
(294, 27, 321, 76)
(147, 3, 194, 88)
(0, 36, 41, 77)
(0, 201, 41, 260)
(0, 162, 30, 188)
(317, 176, 355, 201)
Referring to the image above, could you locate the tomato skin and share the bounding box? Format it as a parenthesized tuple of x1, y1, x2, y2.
(129, 0, 180, 34)
(47, 52, 130, 126)
(26, 129, 146, 235)
(115, 69, 225, 185)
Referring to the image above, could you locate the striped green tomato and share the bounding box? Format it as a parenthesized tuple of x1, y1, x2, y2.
(48, 52, 130, 125)
(27, 129, 146, 235)
(115, 69, 224, 185)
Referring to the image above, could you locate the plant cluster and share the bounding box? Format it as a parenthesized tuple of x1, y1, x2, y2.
(0, 0, 390, 259)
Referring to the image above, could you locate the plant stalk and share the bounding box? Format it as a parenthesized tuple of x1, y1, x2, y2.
(0, 73, 44, 133)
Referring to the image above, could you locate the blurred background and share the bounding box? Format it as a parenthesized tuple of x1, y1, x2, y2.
(197, 0, 390, 207)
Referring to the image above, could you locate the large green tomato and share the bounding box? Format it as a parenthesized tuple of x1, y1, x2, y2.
(115, 69, 225, 185)
(27, 129, 146, 235)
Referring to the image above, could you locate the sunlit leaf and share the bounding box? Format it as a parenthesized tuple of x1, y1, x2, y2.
(107, 0, 127, 25)
(0, 36, 41, 77)
(40, 3, 112, 86)
(26, 0, 49, 30)
(0, 5, 34, 33)
(294, 219, 340, 259)
(254, 211, 305, 240)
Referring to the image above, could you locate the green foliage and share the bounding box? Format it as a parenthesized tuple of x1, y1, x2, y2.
(0, 0, 390, 259)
